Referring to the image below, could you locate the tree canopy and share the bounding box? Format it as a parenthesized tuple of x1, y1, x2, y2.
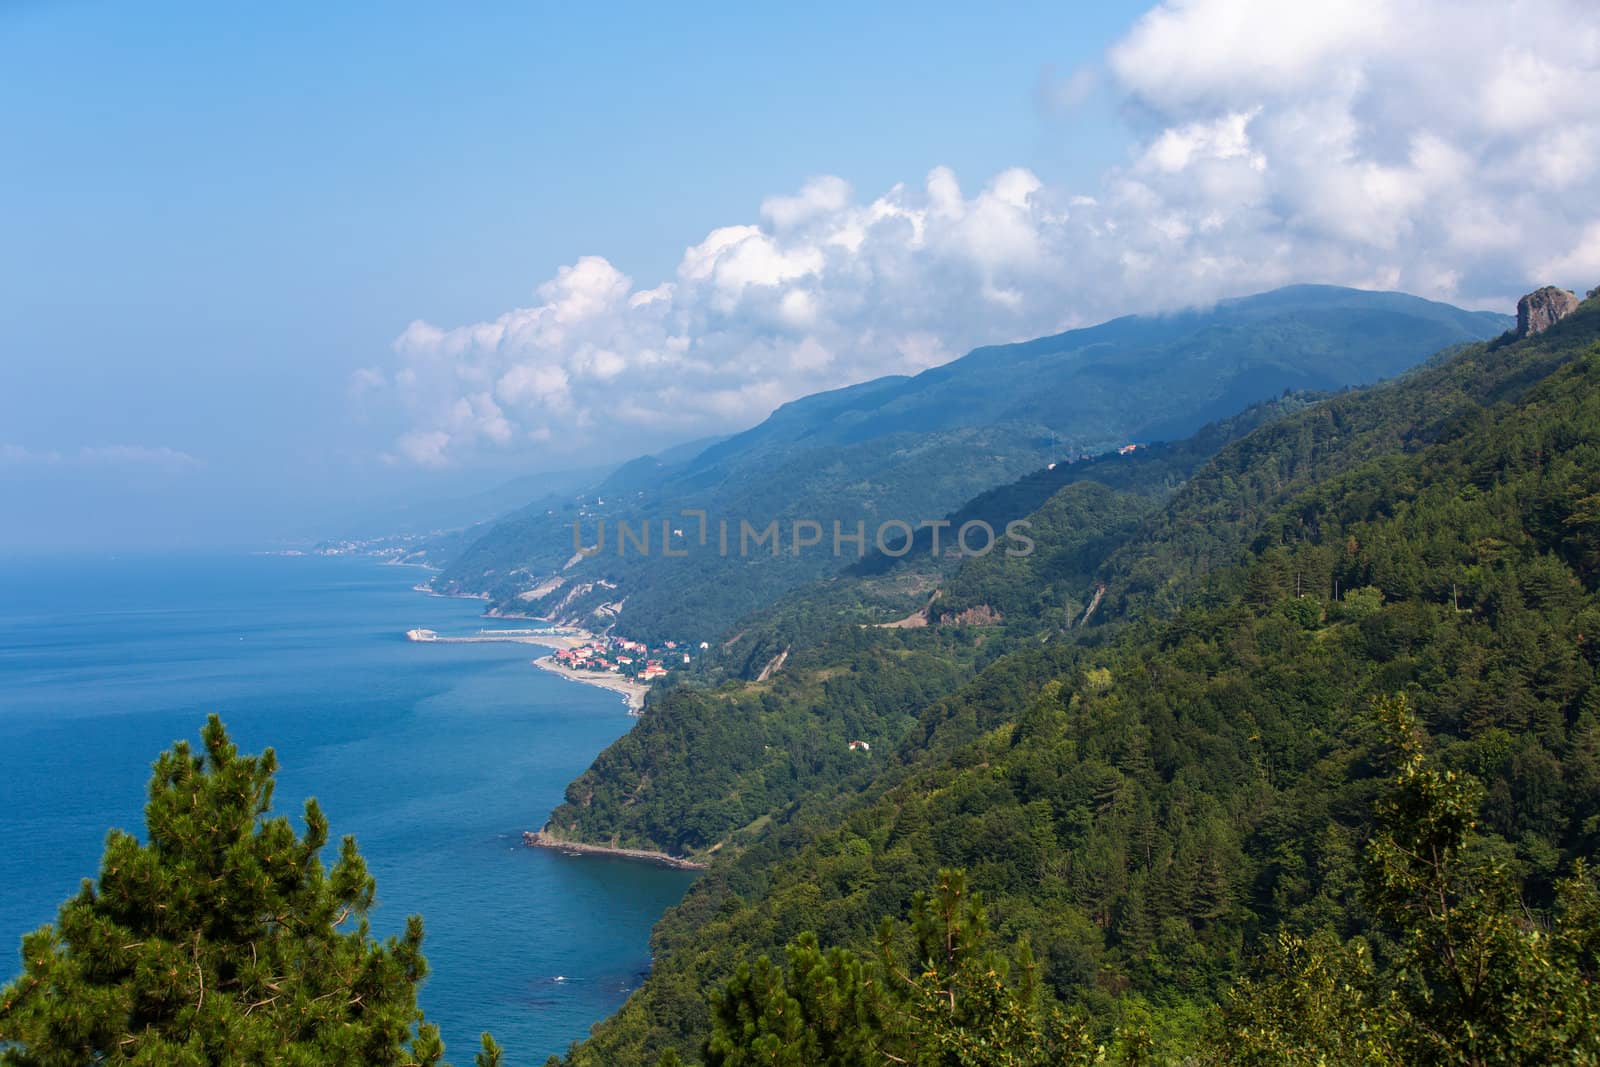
(0, 716, 499, 1067)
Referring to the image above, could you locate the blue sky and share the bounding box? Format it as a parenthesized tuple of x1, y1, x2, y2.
(3, 1, 1597, 548)
(1, 1, 1136, 546)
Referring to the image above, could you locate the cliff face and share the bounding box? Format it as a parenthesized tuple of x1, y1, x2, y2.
(1518, 285, 1581, 336)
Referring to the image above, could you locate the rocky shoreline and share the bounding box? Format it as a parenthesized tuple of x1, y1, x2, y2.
(523, 829, 707, 870)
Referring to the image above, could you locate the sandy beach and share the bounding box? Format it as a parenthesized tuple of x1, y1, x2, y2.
(532, 654, 649, 713)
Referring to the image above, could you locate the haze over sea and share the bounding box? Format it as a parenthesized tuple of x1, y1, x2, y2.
(0, 552, 694, 1064)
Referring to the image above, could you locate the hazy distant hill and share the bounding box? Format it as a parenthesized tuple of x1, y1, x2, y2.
(432, 285, 1509, 640)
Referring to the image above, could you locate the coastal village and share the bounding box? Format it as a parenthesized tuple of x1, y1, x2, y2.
(550, 634, 706, 682)
(403, 625, 704, 714)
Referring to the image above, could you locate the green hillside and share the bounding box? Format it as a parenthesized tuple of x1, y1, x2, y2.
(431, 287, 1508, 643)
(539, 393, 1323, 864)
(547, 292, 1600, 1064)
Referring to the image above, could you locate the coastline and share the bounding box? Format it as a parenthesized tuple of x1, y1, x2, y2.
(402, 608, 651, 711)
(532, 653, 649, 713)
(524, 829, 707, 871)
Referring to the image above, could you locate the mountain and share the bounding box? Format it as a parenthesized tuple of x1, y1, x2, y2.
(542, 287, 1600, 1064)
(430, 286, 1509, 642)
(697, 283, 1505, 454)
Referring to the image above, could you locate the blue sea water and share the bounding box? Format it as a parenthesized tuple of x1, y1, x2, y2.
(0, 552, 695, 1065)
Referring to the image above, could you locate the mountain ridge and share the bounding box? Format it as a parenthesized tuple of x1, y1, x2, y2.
(429, 285, 1509, 644)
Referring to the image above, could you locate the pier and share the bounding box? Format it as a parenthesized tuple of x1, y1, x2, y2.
(404, 627, 576, 646)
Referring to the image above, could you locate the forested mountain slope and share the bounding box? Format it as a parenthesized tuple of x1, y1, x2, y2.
(432, 287, 1506, 642)
(540, 393, 1319, 862)
(555, 290, 1600, 1064)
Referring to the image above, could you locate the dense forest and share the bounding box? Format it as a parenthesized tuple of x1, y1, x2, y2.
(545, 291, 1600, 1063)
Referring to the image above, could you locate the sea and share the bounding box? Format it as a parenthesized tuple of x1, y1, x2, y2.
(0, 551, 696, 1065)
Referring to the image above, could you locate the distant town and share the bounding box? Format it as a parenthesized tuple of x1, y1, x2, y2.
(551, 634, 707, 682)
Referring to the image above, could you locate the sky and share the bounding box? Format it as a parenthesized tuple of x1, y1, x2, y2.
(3, 0, 1598, 549)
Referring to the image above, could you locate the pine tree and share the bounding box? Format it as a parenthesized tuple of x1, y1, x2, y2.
(0, 716, 497, 1066)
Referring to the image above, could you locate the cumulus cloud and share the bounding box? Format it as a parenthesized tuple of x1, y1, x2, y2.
(371, 0, 1600, 466)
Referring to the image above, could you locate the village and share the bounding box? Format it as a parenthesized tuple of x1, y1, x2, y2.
(550, 634, 708, 682)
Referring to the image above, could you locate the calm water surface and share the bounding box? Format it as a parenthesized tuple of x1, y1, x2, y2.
(0, 552, 694, 1064)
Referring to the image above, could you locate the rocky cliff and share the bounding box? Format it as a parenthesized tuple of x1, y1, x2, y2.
(1518, 285, 1581, 336)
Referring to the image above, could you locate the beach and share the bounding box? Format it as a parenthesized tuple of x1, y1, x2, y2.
(405, 624, 644, 708)
(532, 654, 649, 713)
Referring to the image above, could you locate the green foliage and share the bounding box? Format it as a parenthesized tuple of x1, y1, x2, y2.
(562, 296, 1600, 1064)
(705, 934, 879, 1066)
(705, 708, 1600, 1065)
(1214, 697, 1600, 1065)
(1340, 585, 1384, 619)
(706, 870, 1107, 1067)
(474, 1033, 504, 1067)
(1211, 929, 1393, 1066)
(1362, 697, 1600, 1064)
(0, 717, 488, 1067)
(543, 628, 980, 856)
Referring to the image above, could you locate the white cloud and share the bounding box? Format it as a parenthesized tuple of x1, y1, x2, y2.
(393, 430, 452, 468)
(1141, 110, 1263, 173)
(1108, 0, 1395, 109)
(371, 0, 1600, 466)
(761, 176, 852, 230)
(1538, 222, 1600, 283)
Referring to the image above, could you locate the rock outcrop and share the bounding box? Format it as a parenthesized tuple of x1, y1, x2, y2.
(1517, 286, 1581, 336)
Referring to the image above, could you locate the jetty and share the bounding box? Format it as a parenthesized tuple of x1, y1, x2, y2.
(404, 627, 582, 648)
